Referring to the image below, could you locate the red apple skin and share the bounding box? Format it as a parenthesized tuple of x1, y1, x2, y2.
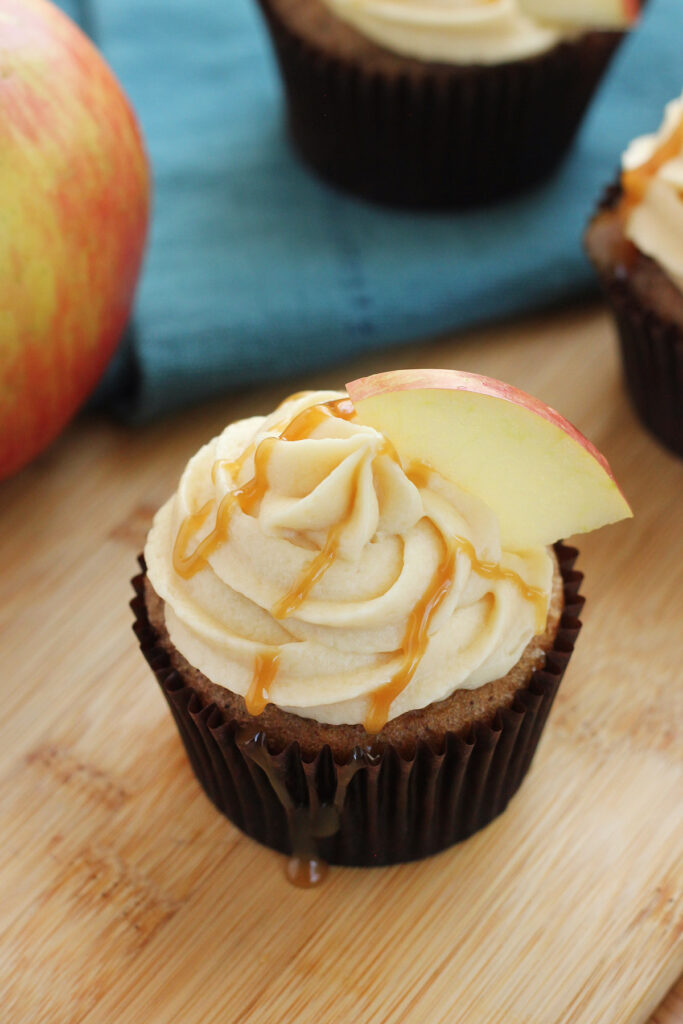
(0, 0, 150, 481)
(346, 368, 623, 494)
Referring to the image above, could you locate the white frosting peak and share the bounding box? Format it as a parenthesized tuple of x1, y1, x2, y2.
(145, 391, 553, 728)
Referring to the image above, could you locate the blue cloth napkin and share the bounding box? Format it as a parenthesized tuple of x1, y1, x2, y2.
(58, 0, 680, 421)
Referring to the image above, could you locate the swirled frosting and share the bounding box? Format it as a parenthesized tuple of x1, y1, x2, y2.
(320, 0, 626, 65)
(621, 92, 683, 293)
(145, 391, 553, 730)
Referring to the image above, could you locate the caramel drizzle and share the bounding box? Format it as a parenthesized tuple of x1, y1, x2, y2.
(239, 729, 375, 887)
(211, 441, 255, 486)
(207, 394, 352, 490)
(245, 651, 280, 716)
(407, 462, 547, 632)
(173, 396, 360, 711)
(173, 395, 548, 734)
(363, 524, 547, 734)
(175, 398, 360, 587)
(621, 112, 683, 212)
(365, 537, 456, 735)
(362, 464, 548, 733)
(452, 534, 547, 635)
(173, 437, 275, 579)
(272, 456, 365, 620)
(279, 396, 356, 442)
(272, 524, 343, 621)
(271, 426, 400, 620)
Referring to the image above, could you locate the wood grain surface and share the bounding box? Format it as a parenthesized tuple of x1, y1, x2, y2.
(1, 301, 681, 1024)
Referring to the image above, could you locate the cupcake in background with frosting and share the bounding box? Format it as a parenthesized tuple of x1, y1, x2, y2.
(254, 0, 642, 207)
(586, 89, 683, 455)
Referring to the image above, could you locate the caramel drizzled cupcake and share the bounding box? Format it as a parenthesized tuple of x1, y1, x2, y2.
(133, 371, 631, 883)
(255, 0, 642, 206)
(586, 89, 683, 456)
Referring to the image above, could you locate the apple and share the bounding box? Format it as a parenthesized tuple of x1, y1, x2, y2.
(0, 0, 150, 481)
(346, 369, 632, 551)
(518, 0, 639, 28)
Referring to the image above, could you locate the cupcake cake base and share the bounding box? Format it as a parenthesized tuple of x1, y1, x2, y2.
(131, 544, 583, 870)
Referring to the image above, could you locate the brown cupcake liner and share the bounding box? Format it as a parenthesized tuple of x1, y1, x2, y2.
(255, 0, 623, 208)
(603, 276, 682, 455)
(590, 182, 683, 457)
(131, 543, 583, 867)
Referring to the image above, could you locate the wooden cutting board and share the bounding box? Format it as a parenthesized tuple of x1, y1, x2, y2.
(1, 302, 681, 1024)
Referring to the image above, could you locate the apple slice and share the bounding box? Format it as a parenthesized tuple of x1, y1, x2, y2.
(518, 0, 639, 28)
(346, 369, 632, 551)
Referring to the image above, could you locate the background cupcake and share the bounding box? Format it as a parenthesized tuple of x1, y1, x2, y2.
(586, 88, 683, 456)
(255, 0, 641, 207)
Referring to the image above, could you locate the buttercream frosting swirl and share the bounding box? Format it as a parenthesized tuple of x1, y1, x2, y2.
(320, 0, 625, 65)
(622, 91, 683, 293)
(145, 391, 553, 730)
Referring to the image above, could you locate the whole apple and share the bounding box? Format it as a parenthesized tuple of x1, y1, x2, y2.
(0, 0, 150, 480)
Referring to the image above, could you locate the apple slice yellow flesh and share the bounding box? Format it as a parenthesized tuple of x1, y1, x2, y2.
(346, 369, 632, 552)
(518, 0, 638, 28)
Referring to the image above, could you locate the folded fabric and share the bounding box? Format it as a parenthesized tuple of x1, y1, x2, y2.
(57, 0, 680, 421)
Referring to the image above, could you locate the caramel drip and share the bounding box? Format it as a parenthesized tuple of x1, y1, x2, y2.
(210, 401, 307, 486)
(245, 651, 280, 716)
(173, 437, 275, 579)
(175, 396, 358, 580)
(365, 527, 547, 734)
(239, 438, 274, 515)
(211, 442, 255, 486)
(280, 397, 356, 442)
(272, 457, 364, 620)
(452, 534, 547, 635)
(171, 500, 214, 576)
(272, 527, 340, 620)
(286, 857, 328, 888)
(362, 463, 550, 732)
(239, 731, 376, 887)
(271, 407, 399, 619)
(328, 396, 356, 421)
(407, 461, 547, 632)
(405, 461, 434, 490)
(621, 112, 683, 211)
(365, 538, 456, 734)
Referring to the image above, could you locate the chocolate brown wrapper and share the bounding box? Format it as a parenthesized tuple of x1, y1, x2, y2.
(255, 0, 623, 208)
(588, 182, 683, 457)
(131, 544, 583, 867)
(601, 275, 683, 455)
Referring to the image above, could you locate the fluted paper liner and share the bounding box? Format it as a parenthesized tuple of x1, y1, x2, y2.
(132, 544, 583, 867)
(255, 0, 623, 208)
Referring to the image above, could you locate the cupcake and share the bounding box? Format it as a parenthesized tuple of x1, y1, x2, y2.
(255, 0, 641, 207)
(586, 90, 683, 456)
(133, 371, 631, 883)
